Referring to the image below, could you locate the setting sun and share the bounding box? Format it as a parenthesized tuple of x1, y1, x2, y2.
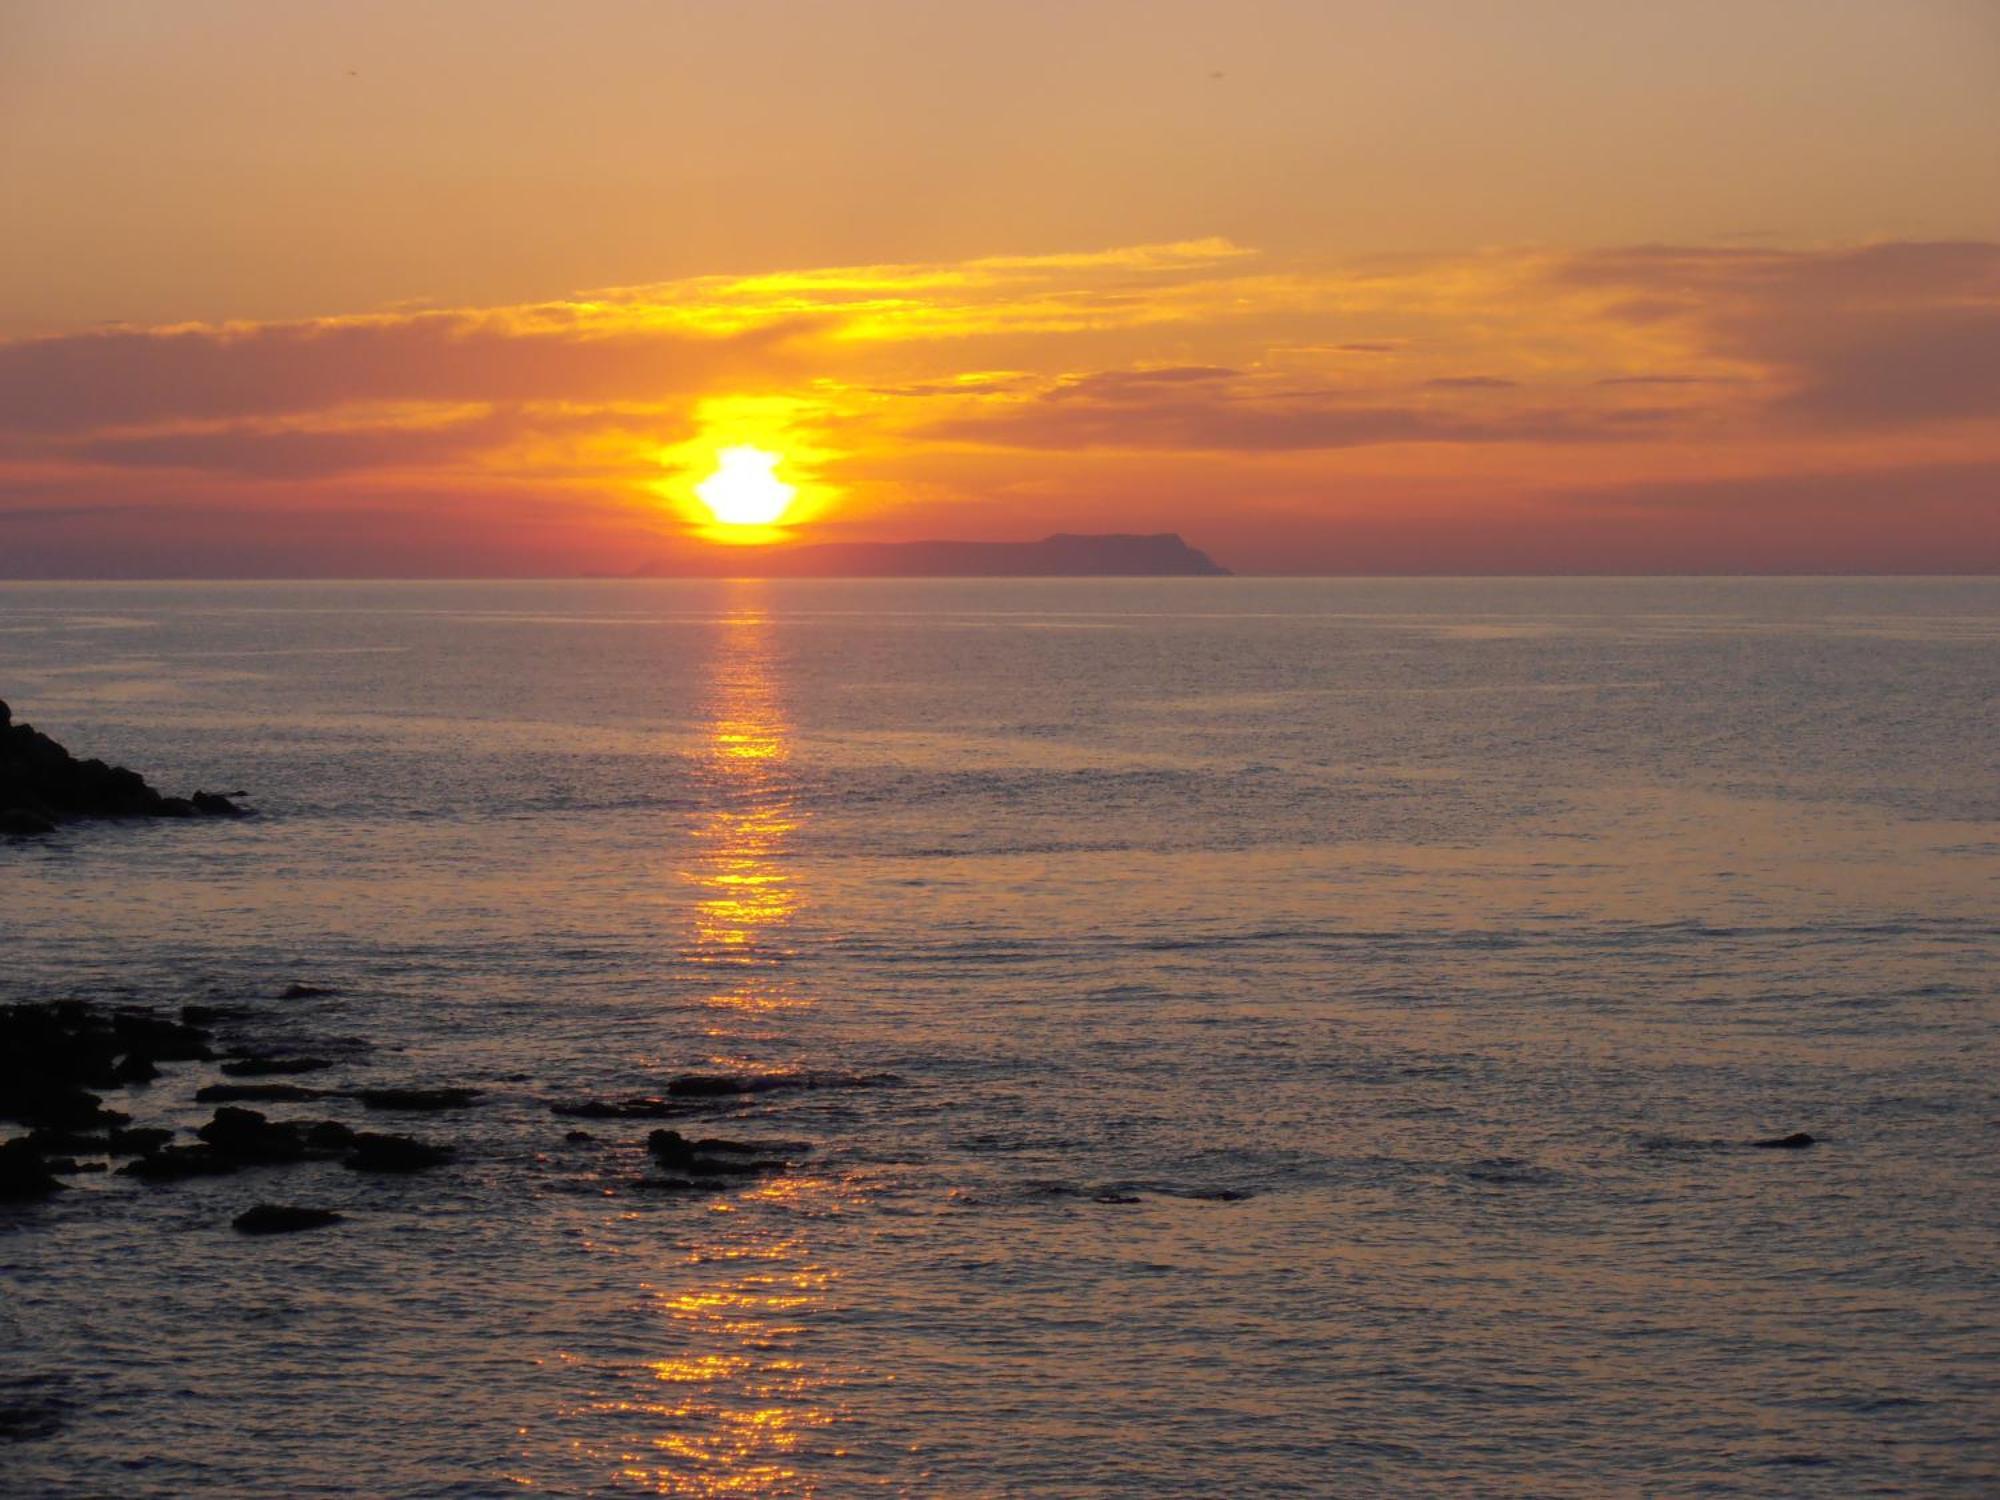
(696, 446, 795, 528)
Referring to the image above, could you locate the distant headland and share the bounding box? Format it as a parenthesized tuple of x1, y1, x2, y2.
(635, 532, 1231, 579)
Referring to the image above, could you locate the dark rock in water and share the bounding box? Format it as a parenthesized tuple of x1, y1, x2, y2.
(43, 1156, 108, 1175)
(26, 1127, 109, 1155)
(0, 1394, 66, 1441)
(666, 1074, 752, 1098)
(0, 808, 55, 837)
(551, 1096, 679, 1120)
(181, 1003, 254, 1026)
(111, 1010, 212, 1062)
(107, 1126, 173, 1156)
(279, 984, 339, 1000)
(111, 1052, 159, 1085)
(0, 699, 254, 827)
(629, 1176, 727, 1194)
(344, 1132, 450, 1173)
(647, 1129, 698, 1167)
(3, 1083, 129, 1132)
(233, 1204, 344, 1236)
(1093, 1192, 1143, 1205)
(354, 1086, 481, 1111)
(197, 1107, 311, 1162)
(219, 1055, 333, 1077)
(646, 1129, 788, 1176)
(0, 1138, 64, 1200)
(1, 1001, 127, 1094)
(120, 1145, 239, 1182)
(1751, 1132, 1817, 1150)
(304, 1121, 358, 1151)
(562, 1129, 596, 1144)
(195, 1082, 327, 1103)
(666, 1070, 892, 1098)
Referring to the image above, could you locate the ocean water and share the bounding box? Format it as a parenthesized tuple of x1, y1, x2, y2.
(1, 577, 1996, 1498)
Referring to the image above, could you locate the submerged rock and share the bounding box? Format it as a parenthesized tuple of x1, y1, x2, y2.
(353, 1086, 481, 1112)
(219, 1056, 333, 1077)
(665, 1070, 892, 1098)
(1751, 1132, 1817, 1150)
(194, 1082, 328, 1104)
(343, 1132, 451, 1173)
(645, 1128, 790, 1175)
(279, 984, 339, 1000)
(551, 1096, 680, 1120)
(232, 1204, 344, 1236)
(628, 1175, 729, 1194)
(557, 1073, 894, 1119)
(0, 699, 252, 829)
(120, 1145, 239, 1182)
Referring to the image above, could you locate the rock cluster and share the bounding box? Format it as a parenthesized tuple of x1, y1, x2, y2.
(4, 989, 847, 1221)
(0, 698, 251, 834)
(0, 997, 456, 1219)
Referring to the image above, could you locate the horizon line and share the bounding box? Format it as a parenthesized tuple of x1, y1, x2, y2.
(4, 571, 1999, 584)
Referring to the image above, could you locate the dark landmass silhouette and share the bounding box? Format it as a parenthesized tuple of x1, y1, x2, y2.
(635, 532, 1231, 578)
(0, 699, 250, 835)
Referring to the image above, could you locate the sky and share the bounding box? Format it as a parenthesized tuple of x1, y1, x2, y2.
(2, 0, 1997, 576)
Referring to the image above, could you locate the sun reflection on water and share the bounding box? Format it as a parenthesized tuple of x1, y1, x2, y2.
(685, 601, 807, 1011)
(565, 589, 852, 1495)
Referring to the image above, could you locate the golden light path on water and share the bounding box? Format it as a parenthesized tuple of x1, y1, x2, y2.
(557, 592, 854, 1496)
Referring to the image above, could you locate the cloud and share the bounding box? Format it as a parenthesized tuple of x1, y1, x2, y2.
(925, 382, 1625, 452)
(2, 236, 1997, 574)
(68, 412, 516, 479)
(1559, 241, 2000, 428)
(0, 310, 813, 434)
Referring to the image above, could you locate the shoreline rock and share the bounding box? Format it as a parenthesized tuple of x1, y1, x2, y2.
(0, 698, 253, 834)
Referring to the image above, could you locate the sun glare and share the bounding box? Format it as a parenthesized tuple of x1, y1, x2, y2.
(696, 446, 796, 527)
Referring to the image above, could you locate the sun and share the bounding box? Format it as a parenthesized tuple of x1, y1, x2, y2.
(695, 446, 795, 527)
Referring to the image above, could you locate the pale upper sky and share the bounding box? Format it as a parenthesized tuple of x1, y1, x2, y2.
(5, 0, 1996, 332)
(1, 0, 1996, 574)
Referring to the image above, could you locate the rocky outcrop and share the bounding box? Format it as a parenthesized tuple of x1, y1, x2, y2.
(0, 698, 251, 833)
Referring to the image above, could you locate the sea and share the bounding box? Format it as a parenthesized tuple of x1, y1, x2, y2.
(1, 577, 1995, 1497)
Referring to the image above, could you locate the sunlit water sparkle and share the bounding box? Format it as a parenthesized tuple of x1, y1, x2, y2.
(1, 578, 1996, 1496)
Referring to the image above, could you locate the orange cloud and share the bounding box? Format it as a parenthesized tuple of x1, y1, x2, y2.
(2, 239, 1996, 575)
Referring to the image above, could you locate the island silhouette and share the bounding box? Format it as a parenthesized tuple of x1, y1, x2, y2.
(635, 532, 1231, 578)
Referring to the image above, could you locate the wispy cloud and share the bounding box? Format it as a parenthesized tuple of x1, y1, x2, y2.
(2, 237, 1996, 573)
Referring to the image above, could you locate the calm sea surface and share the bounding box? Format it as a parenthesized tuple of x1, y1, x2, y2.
(1, 578, 1996, 1497)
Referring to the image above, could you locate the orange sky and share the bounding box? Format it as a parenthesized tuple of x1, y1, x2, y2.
(2, 0, 1997, 575)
